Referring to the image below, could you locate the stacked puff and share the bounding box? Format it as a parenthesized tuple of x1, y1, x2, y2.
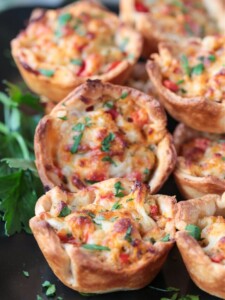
(35, 80, 176, 193)
(120, 0, 219, 57)
(175, 193, 225, 299)
(11, 0, 142, 103)
(30, 179, 176, 293)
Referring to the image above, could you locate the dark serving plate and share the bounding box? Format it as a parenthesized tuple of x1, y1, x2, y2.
(0, 3, 220, 300)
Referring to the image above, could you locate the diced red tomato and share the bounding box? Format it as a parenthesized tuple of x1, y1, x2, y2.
(135, 1, 149, 12)
(106, 108, 119, 120)
(107, 61, 121, 72)
(163, 80, 179, 92)
(211, 253, 224, 263)
(119, 253, 130, 264)
(194, 138, 210, 151)
(150, 205, 159, 216)
(76, 61, 86, 76)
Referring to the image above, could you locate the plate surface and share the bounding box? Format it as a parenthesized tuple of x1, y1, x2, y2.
(0, 3, 220, 300)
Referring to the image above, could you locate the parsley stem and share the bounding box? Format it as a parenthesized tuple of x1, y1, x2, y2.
(0, 122, 30, 159)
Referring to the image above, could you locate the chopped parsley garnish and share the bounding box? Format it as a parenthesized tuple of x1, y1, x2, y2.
(70, 58, 83, 66)
(82, 244, 110, 251)
(191, 63, 204, 75)
(180, 54, 191, 77)
(101, 132, 115, 152)
(87, 212, 95, 219)
(71, 118, 92, 154)
(176, 79, 184, 85)
(58, 13, 72, 26)
(222, 157, 225, 161)
(180, 88, 187, 94)
(104, 101, 114, 109)
(208, 54, 216, 62)
(111, 201, 122, 211)
(22, 270, 29, 277)
(57, 297, 63, 300)
(109, 216, 118, 222)
(120, 91, 129, 99)
(126, 198, 134, 202)
(124, 225, 132, 243)
(150, 237, 156, 244)
(85, 179, 99, 185)
(144, 168, 150, 175)
(42, 280, 56, 297)
(161, 234, 170, 242)
(59, 205, 71, 217)
(58, 116, 67, 121)
(102, 156, 117, 166)
(39, 69, 55, 77)
(185, 224, 201, 240)
(114, 181, 125, 197)
(37, 296, 43, 300)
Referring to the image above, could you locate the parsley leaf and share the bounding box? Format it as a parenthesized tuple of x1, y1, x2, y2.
(82, 244, 110, 251)
(191, 63, 204, 75)
(2, 158, 38, 176)
(71, 118, 92, 153)
(124, 225, 132, 243)
(161, 234, 170, 242)
(180, 54, 191, 77)
(185, 224, 201, 240)
(70, 58, 83, 66)
(111, 201, 122, 211)
(39, 69, 55, 77)
(22, 270, 29, 277)
(58, 13, 72, 26)
(59, 205, 71, 217)
(71, 133, 83, 153)
(114, 181, 125, 197)
(102, 156, 117, 166)
(101, 132, 115, 152)
(42, 280, 56, 297)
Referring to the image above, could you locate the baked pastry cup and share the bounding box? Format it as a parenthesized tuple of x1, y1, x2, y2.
(175, 193, 225, 299)
(120, 0, 218, 57)
(173, 123, 225, 199)
(147, 36, 225, 133)
(30, 178, 176, 293)
(11, 0, 142, 103)
(42, 63, 158, 115)
(34, 80, 176, 193)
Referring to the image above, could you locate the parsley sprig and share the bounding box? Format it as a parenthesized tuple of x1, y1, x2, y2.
(114, 181, 125, 197)
(0, 82, 44, 236)
(101, 132, 115, 152)
(71, 117, 92, 154)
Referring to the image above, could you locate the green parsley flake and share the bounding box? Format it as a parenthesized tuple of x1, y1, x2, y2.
(71, 133, 83, 154)
(37, 295, 43, 300)
(222, 157, 225, 161)
(114, 181, 125, 197)
(180, 54, 191, 76)
(177, 79, 184, 85)
(144, 168, 150, 175)
(121, 91, 128, 99)
(101, 132, 115, 152)
(58, 13, 72, 26)
(124, 225, 132, 243)
(126, 198, 134, 202)
(104, 101, 114, 109)
(42, 280, 56, 297)
(102, 156, 117, 166)
(85, 179, 99, 185)
(161, 234, 170, 242)
(191, 63, 204, 75)
(70, 58, 83, 66)
(39, 69, 55, 77)
(22, 270, 29, 277)
(57, 297, 63, 300)
(185, 224, 201, 240)
(82, 244, 110, 251)
(119, 37, 129, 52)
(208, 54, 216, 62)
(73, 122, 85, 132)
(59, 205, 71, 217)
(58, 116, 67, 121)
(111, 201, 122, 211)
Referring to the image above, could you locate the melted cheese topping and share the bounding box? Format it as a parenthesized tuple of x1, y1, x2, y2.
(197, 216, 225, 264)
(135, 0, 217, 39)
(42, 181, 172, 266)
(48, 92, 166, 192)
(157, 36, 225, 102)
(14, 3, 135, 82)
(180, 137, 225, 180)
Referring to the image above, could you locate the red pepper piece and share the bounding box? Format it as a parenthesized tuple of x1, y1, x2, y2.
(163, 79, 179, 92)
(135, 1, 149, 12)
(107, 61, 121, 72)
(119, 253, 130, 264)
(76, 61, 86, 76)
(150, 205, 159, 216)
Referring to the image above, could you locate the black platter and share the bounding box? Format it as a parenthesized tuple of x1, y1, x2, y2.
(0, 2, 220, 300)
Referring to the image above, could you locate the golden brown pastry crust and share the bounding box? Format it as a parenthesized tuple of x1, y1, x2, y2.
(34, 80, 176, 193)
(175, 194, 225, 299)
(203, 0, 225, 32)
(30, 179, 176, 293)
(11, 0, 142, 102)
(120, 0, 219, 57)
(173, 123, 225, 199)
(146, 52, 225, 133)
